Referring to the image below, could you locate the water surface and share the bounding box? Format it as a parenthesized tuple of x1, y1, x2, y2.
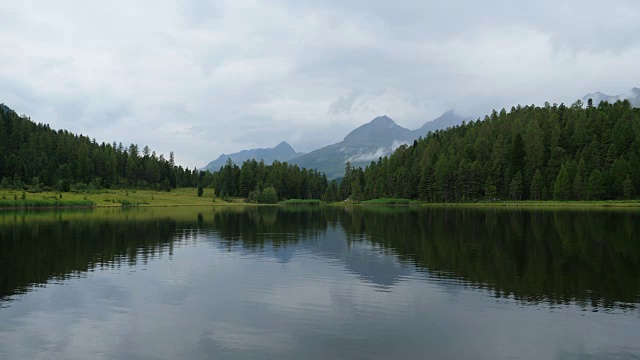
(1, 207, 639, 359)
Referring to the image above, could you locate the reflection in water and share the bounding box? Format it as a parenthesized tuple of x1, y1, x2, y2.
(2, 207, 639, 309)
(343, 208, 640, 309)
(1, 207, 640, 360)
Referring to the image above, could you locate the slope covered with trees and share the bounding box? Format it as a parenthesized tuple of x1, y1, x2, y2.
(0, 104, 328, 202)
(0, 104, 201, 191)
(336, 99, 640, 202)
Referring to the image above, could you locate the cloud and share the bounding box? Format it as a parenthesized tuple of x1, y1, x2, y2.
(346, 147, 388, 163)
(1, 0, 639, 168)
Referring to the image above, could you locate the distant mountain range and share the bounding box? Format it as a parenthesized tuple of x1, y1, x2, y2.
(202, 141, 301, 172)
(581, 87, 640, 107)
(202, 110, 466, 178)
(203, 86, 640, 179)
(203, 111, 466, 178)
(288, 111, 466, 178)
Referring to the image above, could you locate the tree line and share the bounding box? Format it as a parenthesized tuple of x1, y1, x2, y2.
(0, 105, 205, 191)
(201, 158, 328, 203)
(0, 104, 328, 202)
(334, 99, 640, 202)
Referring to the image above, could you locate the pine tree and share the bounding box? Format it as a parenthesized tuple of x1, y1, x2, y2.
(530, 169, 543, 201)
(623, 175, 634, 199)
(351, 180, 362, 202)
(484, 176, 498, 200)
(509, 172, 523, 200)
(587, 169, 605, 200)
(554, 165, 572, 201)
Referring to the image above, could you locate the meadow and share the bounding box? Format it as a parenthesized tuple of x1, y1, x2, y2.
(0, 188, 245, 208)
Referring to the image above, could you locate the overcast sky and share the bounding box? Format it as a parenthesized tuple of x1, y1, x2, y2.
(1, 1, 639, 168)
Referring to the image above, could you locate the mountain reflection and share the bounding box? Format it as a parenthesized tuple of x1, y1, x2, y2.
(1, 207, 639, 309)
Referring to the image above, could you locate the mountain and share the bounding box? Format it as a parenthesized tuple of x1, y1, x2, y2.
(342, 115, 413, 145)
(203, 141, 301, 171)
(582, 87, 640, 107)
(411, 110, 466, 137)
(289, 111, 466, 178)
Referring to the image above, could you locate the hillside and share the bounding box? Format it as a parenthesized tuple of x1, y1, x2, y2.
(0, 104, 327, 202)
(0, 104, 202, 190)
(334, 99, 640, 202)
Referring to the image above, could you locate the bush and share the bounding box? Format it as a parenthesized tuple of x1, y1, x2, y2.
(56, 179, 71, 192)
(261, 187, 278, 204)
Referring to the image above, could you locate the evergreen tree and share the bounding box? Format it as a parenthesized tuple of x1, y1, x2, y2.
(530, 169, 543, 201)
(554, 165, 572, 200)
(351, 180, 362, 202)
(587, 169, 605, 200)
(509, 172, 523, 200)
(623, 175, 634, 199)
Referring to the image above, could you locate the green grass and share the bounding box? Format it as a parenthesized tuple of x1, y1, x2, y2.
(361, 198, 420, 205)
(0, 199, 95, 208)
(0, 188, 247, 208)
(330, 197, 640, 208)
(280, 199, 322, 205)
(420, 200, 640, 208)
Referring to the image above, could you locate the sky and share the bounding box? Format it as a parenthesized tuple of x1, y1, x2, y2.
(1, 0, 639, 168)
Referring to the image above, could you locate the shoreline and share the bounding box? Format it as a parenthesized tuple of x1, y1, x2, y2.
(2, 201, 640, 210)
(333, 200, 640, 209)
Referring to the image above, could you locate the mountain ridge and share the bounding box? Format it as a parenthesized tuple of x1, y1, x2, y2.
(203, 141, 301, 172)
(581, 87, 640, 107)
(288, 111, 466, 178)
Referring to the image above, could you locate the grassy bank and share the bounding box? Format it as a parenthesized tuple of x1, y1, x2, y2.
(361, 198, 420, 205)
(330, 198, 640, 208)
(280, 199, 322, 205)
(0, 188, 246, 208)
(419, 200, 640, 208)
(0, 199, 95, 209)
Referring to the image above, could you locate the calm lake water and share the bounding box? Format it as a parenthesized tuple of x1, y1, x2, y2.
(1, 206, 639, 359)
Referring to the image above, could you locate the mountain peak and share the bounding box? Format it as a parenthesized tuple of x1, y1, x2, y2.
(203, 141, 299, 171)
(274, 141, 294, 151)
(343, 115, 409, 145)
(413, 110, 465, 136)
(370, 115, 395, 125)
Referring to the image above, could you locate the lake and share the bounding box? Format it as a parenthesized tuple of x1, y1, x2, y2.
(1, 206, 639, 359)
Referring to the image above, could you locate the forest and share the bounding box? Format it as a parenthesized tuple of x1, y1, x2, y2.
(336, 99, 640, 202)
(0, 104, 327, 202)
(204, 158, 328, 202)
(3, 98, 640, 203)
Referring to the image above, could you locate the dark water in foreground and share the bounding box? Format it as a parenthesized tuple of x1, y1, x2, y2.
(1, 206, 639, 359)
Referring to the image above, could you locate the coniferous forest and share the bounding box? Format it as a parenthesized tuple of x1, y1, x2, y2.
(3, 99, 640, 203)
(337, 99, 640, 202)
(0, 105, 195, 191)
(0, 104, 327, 201)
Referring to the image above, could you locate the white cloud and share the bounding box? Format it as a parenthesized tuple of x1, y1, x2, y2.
(1, 0, 639, 168)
